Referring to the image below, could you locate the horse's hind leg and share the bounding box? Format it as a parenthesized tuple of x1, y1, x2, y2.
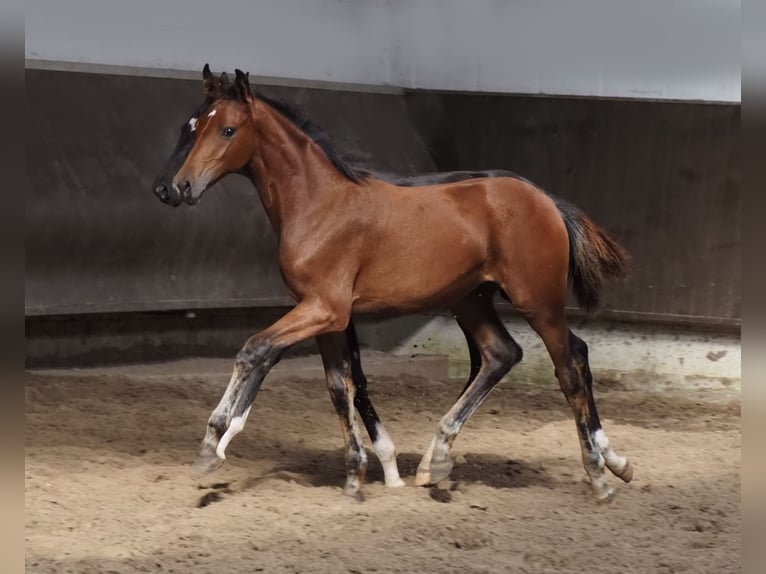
(317, 331, 368, 500)
(570, 330, 633, 483)
(415, 289, 522, 486)
(345, 321, 405, 487)
(345, 311, 480, 488)
(523, 310, 633, 501)
(458, 316, 483, 397)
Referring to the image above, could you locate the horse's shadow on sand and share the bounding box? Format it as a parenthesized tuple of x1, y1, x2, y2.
(214, 448, 560, 502)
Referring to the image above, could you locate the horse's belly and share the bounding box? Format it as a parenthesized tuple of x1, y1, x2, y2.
(348, 192, 493, 314)
(351, 255, 486, 315)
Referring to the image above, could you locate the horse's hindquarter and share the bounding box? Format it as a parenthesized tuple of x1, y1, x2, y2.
(350, 180, 502, 314)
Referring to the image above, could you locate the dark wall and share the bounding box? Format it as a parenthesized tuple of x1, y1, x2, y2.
(26, 69, 740, 328)
(25, 69, 436, 315)
(405, 93, 741, 325)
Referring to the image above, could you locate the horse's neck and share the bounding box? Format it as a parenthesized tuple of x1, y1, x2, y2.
(247, 102, 347, 236)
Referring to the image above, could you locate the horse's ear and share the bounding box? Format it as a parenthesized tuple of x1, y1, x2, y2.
(203, 63, 224, 97)
(233, 69, 252, 102)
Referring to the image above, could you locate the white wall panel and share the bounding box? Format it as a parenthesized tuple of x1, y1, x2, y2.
(26, 0, 740, 102)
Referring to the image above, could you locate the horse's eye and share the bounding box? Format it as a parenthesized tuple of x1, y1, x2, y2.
(222, 127, 236, 138)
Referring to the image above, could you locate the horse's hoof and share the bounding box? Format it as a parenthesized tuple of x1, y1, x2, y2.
(385, 477, 406, 488)
(414, 468, 431, 487)
(343, 485, 365, 502)
(594, 488, 616, 504)
(415, 456, 454, 486)
(592, 484, 615, 504)
(429, 456, 455, 483)
(193, 446, 224, 474)
(612, 459, 634, 483)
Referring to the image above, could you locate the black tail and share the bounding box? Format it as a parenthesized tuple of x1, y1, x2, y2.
(554, 198, 630, 314)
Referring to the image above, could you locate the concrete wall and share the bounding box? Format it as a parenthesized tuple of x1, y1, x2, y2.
(26, 309, 741, 389)
(26, 0, 740, 102)
(406, 92, 741, 325)
(25, 69, 436, 315)
(26, 69, 740, 327)
(25, 3, 741, 380)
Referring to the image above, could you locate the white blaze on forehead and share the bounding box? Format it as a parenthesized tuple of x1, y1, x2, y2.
(188, 117, 198, 132)
(207, 109, 217, 118)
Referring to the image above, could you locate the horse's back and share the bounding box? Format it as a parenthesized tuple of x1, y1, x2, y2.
(381, 169, 531, 188)
(347, 175, 566, 313)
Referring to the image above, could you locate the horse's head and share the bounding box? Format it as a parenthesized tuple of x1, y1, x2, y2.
(151, 64, 231, 206)
(164, 66, 256, 206)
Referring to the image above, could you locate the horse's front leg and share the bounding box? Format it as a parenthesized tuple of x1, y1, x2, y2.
(316, 332, 368, 499)
(195, 298, 350, 472)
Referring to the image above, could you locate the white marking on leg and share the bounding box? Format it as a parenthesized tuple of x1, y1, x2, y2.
(373, 423, 404, 487)
(593, 429, 610, 450)
(581, 446, 612, 499)
(431, 419, 457, 462)
(188, 117, 197, 132)
(215, 406, 252, 460)
(594, 429, 628, 472)
(415, 436, 438, 485)
(344, 473, 360, 495)
(590, 473, 614, 500)
(208, 368, 241, 425)
(420, 436, 436, 468)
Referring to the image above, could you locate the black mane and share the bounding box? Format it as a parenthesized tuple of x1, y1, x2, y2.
(221, 84, 536, 190)
(226, 88, 368, 183)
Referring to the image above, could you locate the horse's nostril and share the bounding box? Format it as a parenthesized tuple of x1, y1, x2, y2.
(154, 184, 169, 201)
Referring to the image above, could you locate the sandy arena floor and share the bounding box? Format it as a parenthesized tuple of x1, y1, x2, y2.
(25, 359, 741, 573)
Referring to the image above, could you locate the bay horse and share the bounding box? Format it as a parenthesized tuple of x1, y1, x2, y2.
(152, 65, 633, 501)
